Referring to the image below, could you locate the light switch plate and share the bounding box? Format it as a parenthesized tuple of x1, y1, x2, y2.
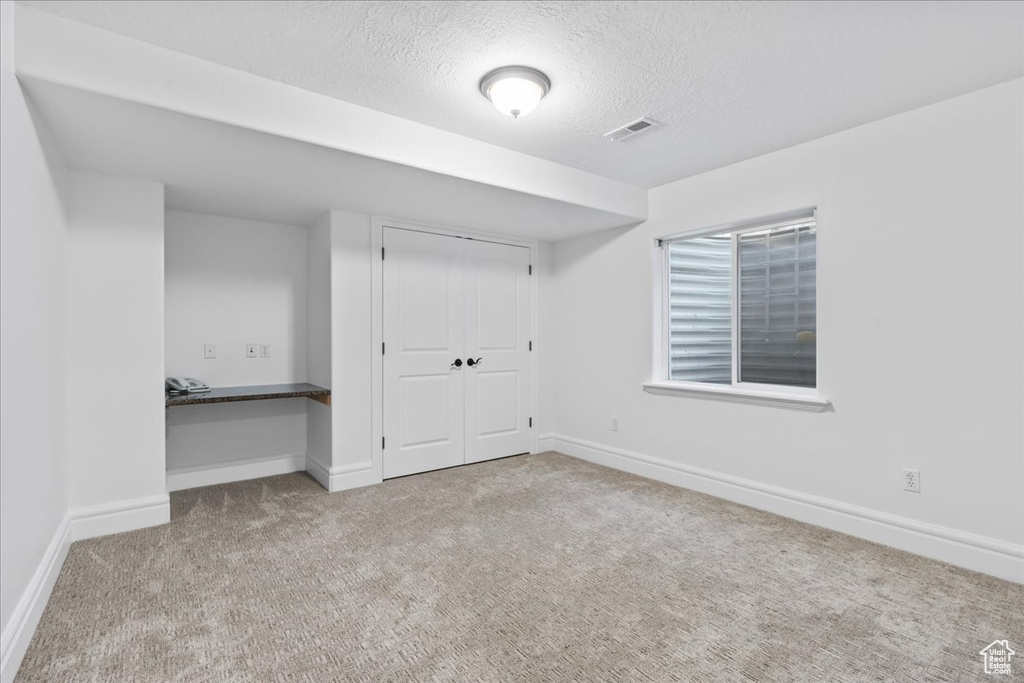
(204, 343, 216, 359)
(246, 342, 257, 358)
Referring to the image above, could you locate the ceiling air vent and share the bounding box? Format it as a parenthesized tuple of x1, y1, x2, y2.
(604, 117, 658, 142)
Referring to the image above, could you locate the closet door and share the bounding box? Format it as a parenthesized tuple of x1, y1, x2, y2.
(464, 239, 531, 464)
(382, 228, 465, 479)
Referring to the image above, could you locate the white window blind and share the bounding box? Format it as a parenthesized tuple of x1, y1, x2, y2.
(667, 236, 732, 383)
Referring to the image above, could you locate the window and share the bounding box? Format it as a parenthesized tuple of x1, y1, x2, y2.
(649, 210, 827, 410)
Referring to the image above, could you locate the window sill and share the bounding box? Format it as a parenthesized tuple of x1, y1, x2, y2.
(642, 381, 832, 412)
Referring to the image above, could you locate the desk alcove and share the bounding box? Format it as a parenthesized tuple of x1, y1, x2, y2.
(163, 211, 335, 493)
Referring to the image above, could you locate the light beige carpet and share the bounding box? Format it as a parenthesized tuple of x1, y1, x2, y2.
(16, 453, 1023, 682)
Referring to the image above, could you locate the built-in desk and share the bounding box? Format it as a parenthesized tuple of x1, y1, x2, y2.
(165, 383, 331, 407)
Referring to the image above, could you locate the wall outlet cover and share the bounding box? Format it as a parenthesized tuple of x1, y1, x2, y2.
(903, 468, 921, 493)
(260, 343, 270, 358)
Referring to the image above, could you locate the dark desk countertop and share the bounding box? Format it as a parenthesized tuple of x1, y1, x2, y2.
(165, 383, 331, 407)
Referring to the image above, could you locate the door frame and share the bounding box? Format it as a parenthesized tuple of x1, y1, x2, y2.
(370, 216, 540, 482)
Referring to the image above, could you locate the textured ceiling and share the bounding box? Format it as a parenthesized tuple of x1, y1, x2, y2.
(19, 0, 1024, 188)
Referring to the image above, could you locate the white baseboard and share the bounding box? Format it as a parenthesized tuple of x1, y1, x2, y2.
(305, 456, 331, 490)
(0, 515, 71, 683)
(167, 453, 306, 492)
(305, 457, 379, 493)
(540, 433, 1024, 584)
(69, 494, 170, 542)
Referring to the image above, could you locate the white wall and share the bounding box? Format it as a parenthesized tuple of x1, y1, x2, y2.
(164, 211, 308, 475)
(306, 213, 332, 392)
(327, 210, 375, 488)
(305, 212, 332, 474)
(65, 171, 168, 516)
(164, 211, 308, 386)
(546, 79, 1024, 580)
(0, 0, 70, 669)
(535, 242, 556, 437)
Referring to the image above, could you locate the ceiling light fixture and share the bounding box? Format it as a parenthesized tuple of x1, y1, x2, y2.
(479, 66, 550, 119)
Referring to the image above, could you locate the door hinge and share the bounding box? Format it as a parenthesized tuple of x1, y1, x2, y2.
(381, 247, 385, 260)
(529, 340, 532, 351)
(382, 342, 385, 355)
(382, 436, 385, 450)
(529, 417, 533, 428)
(528, 264, 532, 275)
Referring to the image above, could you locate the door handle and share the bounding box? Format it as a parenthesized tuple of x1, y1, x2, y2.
(451, 358, 463, 368)
(466, 357, 483, 367)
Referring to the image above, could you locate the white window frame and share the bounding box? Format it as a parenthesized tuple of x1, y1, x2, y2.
(644, 207, 831, 412)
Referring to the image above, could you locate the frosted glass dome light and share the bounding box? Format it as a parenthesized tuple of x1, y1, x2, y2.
(480, 66, 551, 119)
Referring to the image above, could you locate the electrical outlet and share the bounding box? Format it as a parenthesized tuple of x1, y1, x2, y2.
(903, 468, 920, 493)
(245, 342, 257, 358)
(203, 343, 216, 359)
(611, 418, 619, 432)
(260, 343, 270, 358)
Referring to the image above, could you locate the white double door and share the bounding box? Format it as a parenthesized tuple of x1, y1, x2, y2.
(383, 227, 532, 479)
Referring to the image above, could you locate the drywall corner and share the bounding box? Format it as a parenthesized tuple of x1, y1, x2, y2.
(305, 212, 333, 478)
(328, 210, 375, 476)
